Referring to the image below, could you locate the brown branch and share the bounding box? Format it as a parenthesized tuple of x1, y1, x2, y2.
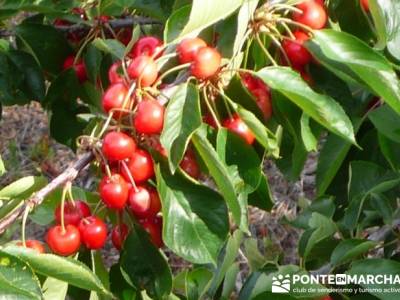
(0, 151, 94, 234)
(0, 16, 162, 38)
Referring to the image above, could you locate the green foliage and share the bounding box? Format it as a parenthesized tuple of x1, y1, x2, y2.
(1, 0, 400, 299)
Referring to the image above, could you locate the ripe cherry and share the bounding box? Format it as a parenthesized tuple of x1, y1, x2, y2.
(117, 27, 133, 46)
(191, 47, 221, 79)
(46, 225, 81, 256)
(180, 150, 200, 179)
(54, 200, 91, 226)
(102, 131, 136, 161)
(223, 114, 255, 145)
(282, 30, 312, 68)
(140, 217, 163, 248)
(128, 55, 158, 87)
(108, 62, 124, 84)
(203, 114, 217, 128)
(128, 186, 161, 219)
(111, 223, 129, 250)
(17, 240, 45, 253)
(78, 216, 108, 250)
(63, 55, 87, 83)
(252, 88, 273, 120)
(99, 174, 129, 210)
(134, 100, 165, 134)
(360, 0, 369, 11)
(130, 36, 163, 58)
(293, 0, 327, 30)
(177, 37, 207, 64)
(121, 149, 154, 183)
(102, 83, 131, 118)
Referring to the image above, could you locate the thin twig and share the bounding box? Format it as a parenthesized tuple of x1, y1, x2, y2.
(0, 151, 95, 234)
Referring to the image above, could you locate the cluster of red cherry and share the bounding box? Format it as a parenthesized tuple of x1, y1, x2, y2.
(281, 0, 327, 82)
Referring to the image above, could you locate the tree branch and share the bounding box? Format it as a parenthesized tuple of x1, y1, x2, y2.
(0, 151, 94, 234)
(0, 16, 162, 38)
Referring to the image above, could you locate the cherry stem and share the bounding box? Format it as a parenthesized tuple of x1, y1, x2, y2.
(74, 28, 96, 65)
(281, 22, 296, 39)
(153, 63, 191, 88)
(270, 4, 302, 14)
(121, 160, 139, 192)
(154, 52, 177, 63)
(94, 147, 113, 178)
(268, 33, 292, 67)
(21, 205, 30, 247)
(60, 183, 69, 234)
(66, 182, 76, 206)
(277, 18, 314, 34)
(98, 111, 115, 138)
(202, 88, 221, 128)
(256, 33, 278, 66)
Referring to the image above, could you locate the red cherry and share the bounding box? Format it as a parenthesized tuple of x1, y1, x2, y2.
(203, 114, 217, 128)
(360, 0, 369, 11)
(282, 30, 312, 68)
(130, 36, 163, 58)
(252, 88, 273, 120)
(71, 7, 87, 20)
(134, 100, 164, 134)
(180, 151, 200, 179)
(99, 174, 129, 210)
(223, 114, 255, 145)
(293, 0, 327, 30)
(117, 28, 133, 46)
(102, 83, 131, 118)
(191, 47, 221, 80)
(111, 223, 129, 250)
(128, 56, 158, 87)
(108, 62, 124, 84)
(102, 131, 136, 161)
(97, 15, 110, 23)
(177, 37, 207, 64)
(63, 55, 87, 83)
(121, 149, 154, 183)
(140, 218, 163, 248)
(78, 216, 108, 250)
(17, 240, 45, 253)
(46, 225, 81, 256)
(54, 200, 91, 226)
(128, 186, 161, 219)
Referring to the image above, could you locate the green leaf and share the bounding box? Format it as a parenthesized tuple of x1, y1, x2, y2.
(118, 0, 171, 21)
(0, 154, 5, 176)
(307, 30, 400, 116)
(176, 0, 243, 41)
(164, 5, 191, 43)
(300, 113, 317, 152)
(15, 23, 71, 75)
(289, 197, 335, 230)
(0, 176, 47, 200)
(0, 251, 42, 300)
(2, 246, 111, 296)
(378, 133, 400, 171)
(369, 104, 400, 143)
(299, 213, 337, 261)
(156, 165, 229, 264)
(43, 277, 69, 300)
(204, 230, 243, 298)
(120, 226, 172, 299)
(185, 268, 213, 300)
(84, 44, 103, 84)
(256, 66, 356, 144)
(369, 0, 400, 59)
(347, 259, 400, 300)
(343, 161, 400, 230)
(244, 238, 266, 271)
(316, 118, 363, 196)
(92, 38, 125, 60)
(109, 263, 139, 300)
(247, 174, 274, 211)
(217, 128, 262, 192)
(192, 126, 248, 231)
(160, 83, 202, 173)
(331, 239, 377, 266)
(7, 50, 45, 102)
(221, 263, 239, 300)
